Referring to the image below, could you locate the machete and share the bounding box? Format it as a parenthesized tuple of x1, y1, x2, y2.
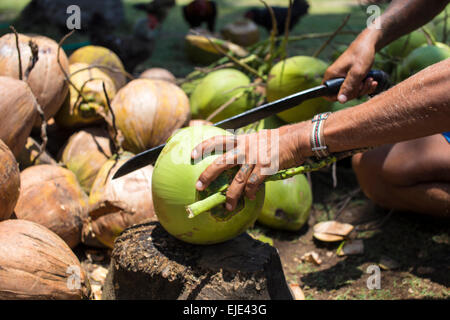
(113, 70, 390, 179)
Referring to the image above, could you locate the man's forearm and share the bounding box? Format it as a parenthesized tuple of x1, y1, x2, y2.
(363, 0, 449, 51)
(304, 58, 450, 154)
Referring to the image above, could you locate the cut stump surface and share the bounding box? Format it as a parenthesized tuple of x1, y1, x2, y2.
(103, 221, 293, 300)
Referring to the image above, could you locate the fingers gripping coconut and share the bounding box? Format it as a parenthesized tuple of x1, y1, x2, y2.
(191, 124, 313, 212)
(152, 126, 266, 245)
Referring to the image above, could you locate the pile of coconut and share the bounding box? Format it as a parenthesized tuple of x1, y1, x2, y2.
(0, 30, 191, 300)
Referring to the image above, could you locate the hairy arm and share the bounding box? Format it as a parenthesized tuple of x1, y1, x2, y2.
(192, 59, 449, 211)
(312, 59, 450, 154)
(325, 0, 449, 102)
(371, 0, 449, 50)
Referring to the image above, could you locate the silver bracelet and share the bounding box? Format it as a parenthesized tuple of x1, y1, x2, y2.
(310, 112, 331, 159)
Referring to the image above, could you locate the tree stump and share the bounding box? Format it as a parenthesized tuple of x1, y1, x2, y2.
(103, 221, 293, 300)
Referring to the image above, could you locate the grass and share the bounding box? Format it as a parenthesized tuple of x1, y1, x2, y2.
(0, 0, 385, 77)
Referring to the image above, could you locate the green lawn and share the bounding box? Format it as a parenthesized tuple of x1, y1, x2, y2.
(0, 0, 384, 77)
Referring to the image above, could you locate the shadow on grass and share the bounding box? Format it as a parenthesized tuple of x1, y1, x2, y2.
(300, 212, 450, 291)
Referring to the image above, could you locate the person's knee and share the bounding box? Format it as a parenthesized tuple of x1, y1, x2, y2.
(352, 152, 386, 202)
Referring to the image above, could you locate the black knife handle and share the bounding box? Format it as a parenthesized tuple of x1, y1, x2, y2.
(324, 69, 390, 97)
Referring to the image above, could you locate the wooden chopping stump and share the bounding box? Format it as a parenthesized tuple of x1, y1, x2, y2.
(102, 221, 293, 300)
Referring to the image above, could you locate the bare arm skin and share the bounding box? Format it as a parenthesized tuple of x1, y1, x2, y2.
(192, 59, 450, 211)
(324, 0, 450, 103)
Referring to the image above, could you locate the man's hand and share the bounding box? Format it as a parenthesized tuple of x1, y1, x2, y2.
(324, 30, 379, 103)
(191, 123, 312, 211)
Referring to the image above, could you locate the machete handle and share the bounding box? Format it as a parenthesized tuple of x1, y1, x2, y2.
(324, 69, 390, 97)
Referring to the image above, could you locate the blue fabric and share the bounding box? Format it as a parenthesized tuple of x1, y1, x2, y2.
(443, 132, 450, 143)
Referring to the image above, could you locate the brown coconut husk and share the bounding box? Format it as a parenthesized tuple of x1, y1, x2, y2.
(84, 153, 156, 248)
(14, 165, 89, 248)
(54, 63, 117, 129)
(140, 68, 176, 84)
(0, 219, 91, 299)
(69, 45, 127, 90)
(0, 140, 20, 221)
(0, 76, 37, 157)
(17, 136, 56, 170)
(0, 33, 69, 124)
(221, 19, 260, 47)
(60, 127, 113, 193)
(111, 79, 190, 154)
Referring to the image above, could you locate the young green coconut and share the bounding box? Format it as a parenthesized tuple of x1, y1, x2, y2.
(0, 140, 20, 221)
(152, 126, 265, 245)
(266, 56, 333, 123)
(111, 79, 190, 154)
(85, 152, 156, 248)
(385, 27, 436, 58)
(54, 63, 117, 128)
(0, 33, 69, 124)
(190, 68, 256, 122)
(258, 175, 312, 231)
(60, 127, 113, 193)
(14, 165, 89, 248)
(397, 42, 450, 80)
(236, 117, 312, 231)
(69, 45, 127, 90)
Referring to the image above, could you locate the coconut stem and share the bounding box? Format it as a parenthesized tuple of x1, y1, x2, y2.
(443, 8, 448, 44)
(9, 26, 23, 80)
(420, 27, 436, 46)
(259, 0, 278, 71)
(187, 192, 227, 218)
(206, 90, 246, 122)
(101, 81, 123, 156)
(57, 30, 89, 111)
(185, 148, 369, 217)
(194, 30, 264, 79)
(313, 14, 351, 58)
(69, 64, 134, 81)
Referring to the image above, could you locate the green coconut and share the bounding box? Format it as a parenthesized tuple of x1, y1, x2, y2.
(190, 68, 255, 122)
(236, 115, 286, 135)
(257, 175, 312, 231)
(152, 126, 265, 245)
(398, 42, 450, 80)
(385, 28, 436, 58)
(267, 56, 332, 123)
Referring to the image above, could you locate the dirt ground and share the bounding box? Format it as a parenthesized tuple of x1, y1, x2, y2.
(77, 161, 449, 300)
(249, 162, 450, 300)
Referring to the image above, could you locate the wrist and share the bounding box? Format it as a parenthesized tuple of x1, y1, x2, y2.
(357, 28, 383, 52)
(280, 121, 314, 160)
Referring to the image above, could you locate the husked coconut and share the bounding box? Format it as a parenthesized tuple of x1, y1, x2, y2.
(0, 76, 37, 157)
(54, 62, 117, 128)
(17, 136, 56, 170)
(0, 33, 69, 123)
(69, 45, 127, 90)
(0, 140, 20, 221)
(85, 153, 156, 248)
(60, 127, 113, 193)
(14, 165, 88, 248)
(111, 79, 190, 154)
(140, 68, 176, 84)
(0, 219, 90, 299)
